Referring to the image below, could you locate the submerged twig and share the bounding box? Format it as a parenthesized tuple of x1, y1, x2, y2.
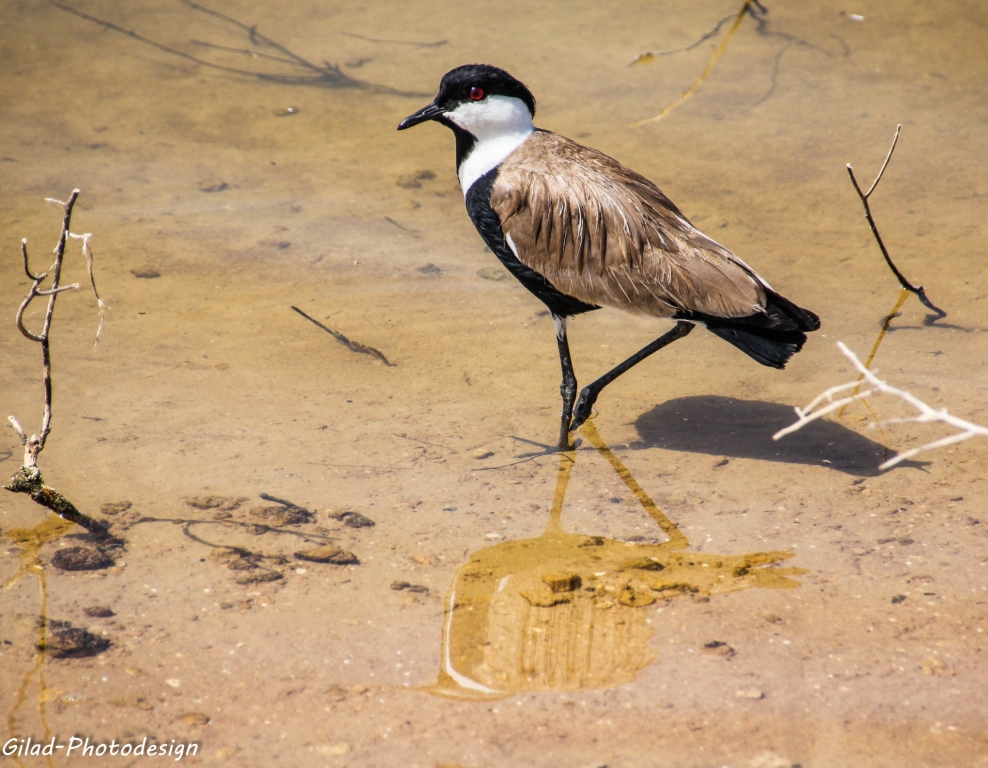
(290, 306, 395, 366)
(341, 31, 448, 47)
(50, 0, 425, 96)
(628, 12, 739, 64)
(259, 492, 309, 512)
(847, 125, 947, 321)
(632, 0, 761, 126)
(5, 191, 114, 543)
(774, 342, 987, 470)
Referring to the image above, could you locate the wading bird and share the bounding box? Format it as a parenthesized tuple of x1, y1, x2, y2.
(398, 64, 820, 449)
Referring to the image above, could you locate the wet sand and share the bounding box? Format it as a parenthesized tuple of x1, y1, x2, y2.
(2, 0, 988, 765)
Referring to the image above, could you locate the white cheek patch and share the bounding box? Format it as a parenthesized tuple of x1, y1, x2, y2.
(448, 95, 534, 194)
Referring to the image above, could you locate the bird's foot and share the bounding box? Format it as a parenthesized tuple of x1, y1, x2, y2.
(510, 434, 580, 459)
(569, 387, 598, 431)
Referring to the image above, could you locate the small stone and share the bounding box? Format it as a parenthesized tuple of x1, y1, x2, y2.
(246, 524, 269, 535)
(83, 605, 114, 618)
(412, 554, 441, 567)
(397, 170, 435, 188)
(212, 511, 233, 520)
(294, 546, 359, 565)
(701, 641, 735, 657)
(390, 580, 428, 593)
(618, 588, 655, 607)
(100, 501, 132, 516)
(187, 495, 247, 511)
(417, 263, 443, 275)
(921, 657, 955, 676)
(51, 547, 113, 571)
(748, 752, 792, 768)
(250, 505, 311, 526)
(541, 573, 581, 593)
(471, 448, 494, 460)
(891, 594, 907, 604)
(130, 268, 160, 279)
(41, 620, 110, 658)
(227, 557, 257, 571)
(343, 512, 375, 528)
(621, 557, 665, 571)
(273, 106, 300, 117)
(234, 570, 282, 585)
(166, 678, 181, 688)
(736, 688, 764, 699)
(315, 743, 351, 756)
(198, 181, 228, 193)
(177, 711, 210, 727)
(209, 546, 252, 562)
(763, 612, 780, 623)
(476, 266, 507, 281)
(851, 547, 870, 556)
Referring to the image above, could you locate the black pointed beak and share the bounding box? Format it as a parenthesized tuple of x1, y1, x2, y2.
(397, 101, 444, 130)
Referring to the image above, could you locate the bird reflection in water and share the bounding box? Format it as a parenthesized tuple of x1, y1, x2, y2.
(429, 421, 805, 698)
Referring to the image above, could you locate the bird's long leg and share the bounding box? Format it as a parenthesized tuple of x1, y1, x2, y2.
(571, 321, 694, 431)
(554, 315, 578, 450)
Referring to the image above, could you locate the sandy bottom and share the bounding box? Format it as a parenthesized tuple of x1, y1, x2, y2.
(2, 0, 988, 765)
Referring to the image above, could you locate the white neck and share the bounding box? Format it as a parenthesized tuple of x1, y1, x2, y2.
(446, 95, 534, 195)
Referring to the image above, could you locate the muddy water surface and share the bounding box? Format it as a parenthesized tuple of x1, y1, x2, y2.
(2, 0, 987, 766)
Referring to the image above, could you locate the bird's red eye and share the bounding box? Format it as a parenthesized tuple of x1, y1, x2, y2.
(469, 86, 484, 101)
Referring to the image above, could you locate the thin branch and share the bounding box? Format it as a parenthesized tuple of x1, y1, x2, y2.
(628, 12, 738, 65)
(774, 342, 988, 470)
(847, 125, 947, 320)
(341, 30, 448, 47)
(6, 190, 114, 543)
(8, 416, 28, 445)
(69, 232, 107, 348)
(632, 0, 757, 126)
(290, 306, 395, 366)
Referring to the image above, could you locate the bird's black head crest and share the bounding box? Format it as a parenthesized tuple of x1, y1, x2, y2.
(397, 64, 536, 131)
(435, 64, 536, 118)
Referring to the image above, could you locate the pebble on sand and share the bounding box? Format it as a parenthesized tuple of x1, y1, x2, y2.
(51, 546, 114, 571)
(701, 641, 735, 657)
(542, 573, 581, 593)
(736, 688, 764, 699)
(40, 620, 110, 658)
(177, 712, 211, 727)
(235, 570, 283, 585)
(294, 545, 359, 565)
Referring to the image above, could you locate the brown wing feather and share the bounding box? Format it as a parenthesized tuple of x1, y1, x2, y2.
(491, 131, 767, 320)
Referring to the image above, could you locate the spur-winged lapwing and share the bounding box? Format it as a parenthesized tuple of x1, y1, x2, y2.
(398, 64, 820, 448)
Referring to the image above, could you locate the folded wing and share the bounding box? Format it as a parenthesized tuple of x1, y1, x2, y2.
(491, 131, 780, 322)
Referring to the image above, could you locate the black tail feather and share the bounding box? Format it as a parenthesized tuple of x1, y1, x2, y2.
(705, 323, 806, 369)
(674, 290, 820, 369)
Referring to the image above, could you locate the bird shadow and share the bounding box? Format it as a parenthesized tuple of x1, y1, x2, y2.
(630, 396, 923, 476)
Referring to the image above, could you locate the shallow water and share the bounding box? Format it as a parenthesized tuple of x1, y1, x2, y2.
(2, 0, 987, 765)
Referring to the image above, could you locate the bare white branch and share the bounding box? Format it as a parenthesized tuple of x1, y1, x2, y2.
(775, 342, 988, 470)
(69, 231, 107, 348)
(7, 416, 27, 445)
